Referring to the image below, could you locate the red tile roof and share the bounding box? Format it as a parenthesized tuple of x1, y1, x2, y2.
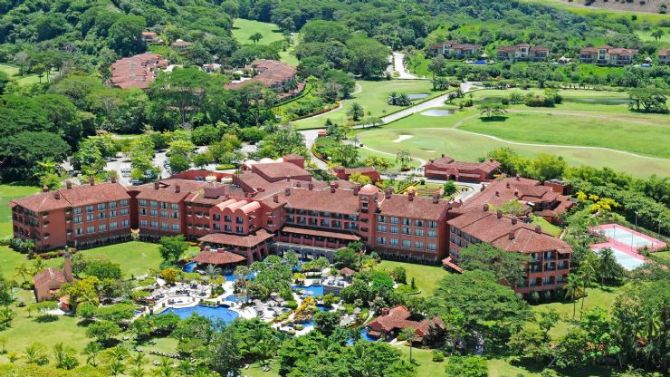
(251, 162, 311, 182)
(368, 305, 445, 338)
(226, 59, 296, 89)
(133, 179, 208, 202)
(12, 183, 130, 212)
(379, 194, 450, 220)
(199, 229, 274, 248)
(281, 226, 361, 241)
(110, 53, 168, 89)
(193, 250, 246, 265)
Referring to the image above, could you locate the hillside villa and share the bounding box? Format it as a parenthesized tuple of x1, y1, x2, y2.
(423, 155, 500, 183)
(429, 40, 481, 58)
(497, 44, 549, 61)
(225, 59, 302, 97)
(110, 53, 168, 90)
(659, 49, 669, 65)
(579, 46, 637, 66)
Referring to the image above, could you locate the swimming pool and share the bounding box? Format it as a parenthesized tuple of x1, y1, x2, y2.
(593, 246, 645, 271)
(162, 305, 239, 324)
(292, 285, 324, 297)
(182, 262, 197, 273)
(224, 295, 245, 303)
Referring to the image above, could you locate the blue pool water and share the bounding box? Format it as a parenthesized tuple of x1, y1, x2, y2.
(182, 262, 197, 273)
(224, 272, 256, 282)
(162, 305, 238, 324)
(316, 304, 330, 312)
(292, 285, 324, 297)
(359, 328, 379, 341)
(224, 295, 246, 303)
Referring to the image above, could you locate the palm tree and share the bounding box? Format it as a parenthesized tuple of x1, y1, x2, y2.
(400, 328, 417, 363)
(15, 263, 30, 284)
(564, 273, 582, 320)
(578, 252, 597, 318)
(597, 248, 620, 287)
(205, 264, 222, 280)
(249, 32, 263, 44)
(395, 150, 412, 171)
(83, 342, 101, 367)
(154, 358, 174, 377)
(651, 29, 665, 41)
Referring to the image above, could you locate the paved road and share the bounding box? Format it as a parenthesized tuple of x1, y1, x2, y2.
(388, 52, 420, 80)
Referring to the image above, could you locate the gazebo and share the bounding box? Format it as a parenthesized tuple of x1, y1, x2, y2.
(192, 248, 247, 268)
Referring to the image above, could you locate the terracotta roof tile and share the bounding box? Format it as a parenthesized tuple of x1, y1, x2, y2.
(193, 250, 246, 265)
(199, 229, 273, 248)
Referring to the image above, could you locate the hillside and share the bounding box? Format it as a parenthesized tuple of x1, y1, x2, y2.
(556, 0, 668, 14)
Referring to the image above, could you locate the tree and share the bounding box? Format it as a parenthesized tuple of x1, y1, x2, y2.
(478, 102, 508, 119)
(443, 181, 457, 197)
(314, 311, 340, 336)
(399, 328, 417, 362)
(108, 15, 146, 55)
(346, 36, 389, 78)
(347, 102, 364, 122)
(459, 243, 528, 289)
(86, 320, 121, 345)
(564, 273, 582, 320)
(0, 131, 70, 183)
(24, 343, 49, 366)
(530, 153, 566, 181)
(209, 326, 243, 376)
(249, 32, 263, 44)
(596, 248, 624, 287)
(160, 268, 182, 285)
(429, 55, 446, 81)
(651, 29, 665, 41)
(53, 342, 78, 370)
(396, 150, 412, 171)
(444, 356, 488, 377)
(159, 235, 189, 265)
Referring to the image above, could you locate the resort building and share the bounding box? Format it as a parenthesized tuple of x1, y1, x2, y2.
(446, 204, 572, 296)
(454, 175, 574, 223)
(367, 305, 445, 343)
(497, 44, 549, 61)
(141, 31, 162, 44)
(429, 41, 481, 58)
(171, 39, 192, 50)
(659, 49, 670, 65)
(33, 254, 74, 302)
(110, 53, 168, 89)
(423, 155, 500, 183)
(226, 60, 301, 97)
(11, 180, 132, 251)
(579, 46, 637, 66)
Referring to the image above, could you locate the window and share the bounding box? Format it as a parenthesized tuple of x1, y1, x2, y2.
(98, 212, 105, 219)
(402, 227, 410, 235)
(402, 218, 410, 225)
(110, 210, 117, 218)
(86, 214, 94, 222)
(140, 220, 148, 227)
(171, 203, 179, 210)
(87, 226, 95, 234)
(109, 201, 117, 209)
(141, 208, 147, 216)
(160, 223, 169, 230)
(161, 202, 168, 209)
(139, 199, 147, 206)
(415, 220, 424, 227)
(428, 243, 437, 251)
(110, 222, 118, 230)
(150, 221, 158, 229)
(391, 225, 399, 234)
(391, 217, 399, 224)
(76, 228, 82, 235)
(150, 209, 158, 217)
(86, 205, 94, 213)
(428, 230, 437, 238)
(415, 241, 424, 249)
(225, 225, 232, 232)
(402, 240, 411, 248)
(390, 239, 399, 246)
(428, 221, 437, 229)
(150, 201, 158, 208)
(377, 224, 387, 232)
(74, 207, 82, 215)
(120, 200, 128, 207)
(120, 208, 128, 216)
(376, 237, 386, 245)
(74, 216, 82, 224)
(224, 215, 231, 222)
(122, 220, 129, 227)
(97, 203, 106, 211)
(160, 210, 168, 218)
(171, 224, 180, 231)
(377, 215, 386, 223)
(98, 224, 107, 232)
(415, 229, 424, 237)
(236, 226, 243, 233)
(172, 212, 179, 219)
(236, 216, 243, 224)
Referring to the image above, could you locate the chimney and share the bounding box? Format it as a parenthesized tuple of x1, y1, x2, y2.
(483, 203, 489, 212)
(496, 210, 503, 219)
(480, 185, 485, 192)
(308, 182, 314, 191)
(54, 192, 61, 200)
(175, 185, 181, 193)
(495, 190, 500, 197)
(506, 182, 510, 189)
(535, 225, 542, 234)
(508, 231, 515, 240)
(296, 181, 302, 188)
(110, 176, 117, 184)
(515, 174, 520, 181)
(284, 187, 291, 196)
(42, 186, 49, 192)
(408, 191, 415, 201)
(511, 217, 518, 225)
(63, 253, 74, 282)
(432, 193, 440, 204)
(273, 193, 279, 203)
(441, 153, 445, 158)
(285, 176, 290, 182)
(330, 182, 336, 193)
(65, 181, 73, 190)
(353, 184, 361, 196)
(89, 176, 95, 186)
(154, 182, 159, 190)
(514, 190, 519, 197)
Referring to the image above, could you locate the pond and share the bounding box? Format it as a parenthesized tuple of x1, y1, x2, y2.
(406, 93, 429, 100)
(161, 305, 239, 324)
(421, 109, 457, 117)
(566, 97, 629, 105)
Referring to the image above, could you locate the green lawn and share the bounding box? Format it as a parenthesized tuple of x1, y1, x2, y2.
(530, 216, 563, 237)
(293, 79, 440, 129)
(635, 28, 670, 46)
(233, 19, 286, 45)
(0, 63, 56, 86)
(376, 260, 449, 297)
(75, 241, 164, 279)
(521, 0, 670, 25)
(355, 88, 670, 177)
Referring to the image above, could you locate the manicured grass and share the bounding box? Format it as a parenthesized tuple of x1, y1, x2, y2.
(0, 290, 90, 363)
(0, 185, 40, 238)
(0, 63, 55, 86)
(355, 87, 670, 177)
(76, 241, 164, 279)
(635, 28, 670, 46)
(521, 0, 670, 24)
(232, 19, 286, 45)
(293, 79, 440, 129)
(376, 260, 449, 297)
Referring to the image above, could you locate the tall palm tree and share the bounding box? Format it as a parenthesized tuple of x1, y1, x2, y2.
(578, 253, 597, 319)
(598, 248, 620, 287)
(564, 273, 582, 320)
